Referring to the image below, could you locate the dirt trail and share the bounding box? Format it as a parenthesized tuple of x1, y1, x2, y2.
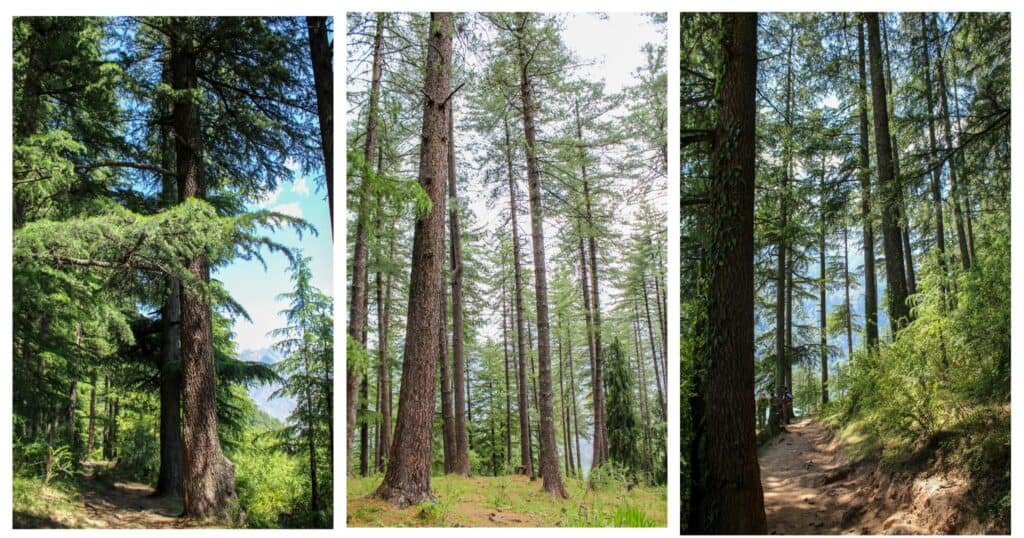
(69, 463, 189, 529)
(759, 417, 979, 535)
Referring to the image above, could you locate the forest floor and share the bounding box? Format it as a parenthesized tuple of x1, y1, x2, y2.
(347, 473, 666, 527)
(13, 462, 193, 529)
(759, 417, 986, 534)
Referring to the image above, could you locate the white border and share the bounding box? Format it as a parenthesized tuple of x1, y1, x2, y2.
(0, 2, 1020, 537)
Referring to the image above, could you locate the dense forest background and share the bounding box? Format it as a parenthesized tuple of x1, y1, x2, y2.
(346, 12, 668, 527)
(681, 12, 1009, 533)
(12, 17, 334, 528)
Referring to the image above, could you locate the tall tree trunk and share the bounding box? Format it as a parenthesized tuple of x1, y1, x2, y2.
(633, 301, 654, 475)
(920, 13, 948, 276)
(819, 172, 829, 405)
(577, 233, 603, 468)
(440, 281, 455, 473)
(689, 13, 767, 532)
(86, 373, 98, 457)
(948, 46, 977, 261)
(772, 26, 794, 432)
(304, 343, 320, 512)
(171, 23, 236, 519)
(881, 15, 917, 296)
(642, 275, 667, 419)
(866, 12, 910, 333)
(843, 220, 854, 360)
(504, 114, 534, 479)
(375, 238, 393, 472)
(306, 16, 333, 233)
(566, 316, 583, 477)
(933, 14, 971, 270)
(557, 321, 572, 476)
(349, 12, 384, 476)
(574, 101, 608, 468)
(514, 13, 567, 498)
(155, 278, 183, 498)
(857, 17, 880, 350)
(502, 280, 513, 469)
(374, 12, 452, 507)
(359, 372, 369, 476)
(447, 107, 470, 475)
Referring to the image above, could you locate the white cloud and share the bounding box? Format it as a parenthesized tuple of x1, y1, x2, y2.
(257, 186, 283, 208)
(291, 177, 310, 196)
(271, 202, 303, 219)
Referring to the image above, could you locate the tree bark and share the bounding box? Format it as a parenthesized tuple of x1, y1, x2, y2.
(514, 13, 566, 497)
(642, 275, 666, 419)
(920, 13, 948, 273)
(574, 101, 608, 468)
(439, 279, 455, 473)
(155, 278, 183, 498)
(374, 12, 451, 507)
(502, 280, 513, 469)
(819, 170, 829, 405)
(447, 106, 470, 475)
(306, 16, 333, 232)
(857, 17, 880, 350)
(689, 13, 767, 532)
(375, 239, 393, 472)
(349, 12, 384, 476)
(86, 373, 98, 457)
(504, 113, 534, 479)
(866, 12, 910, 333)
(933, 13, 971, 270)
(171, 22, 236, 520)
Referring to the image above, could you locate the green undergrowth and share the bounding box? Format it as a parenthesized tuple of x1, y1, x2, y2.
(347, 473, 666, 527)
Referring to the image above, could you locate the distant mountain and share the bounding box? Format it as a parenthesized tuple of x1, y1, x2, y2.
(240, 347, 295, 421)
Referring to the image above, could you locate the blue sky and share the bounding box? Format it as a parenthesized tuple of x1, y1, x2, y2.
(215, 168, 333, 355)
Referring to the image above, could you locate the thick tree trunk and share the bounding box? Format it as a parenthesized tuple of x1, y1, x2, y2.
(171, 24, 236, 520)
(504, 114, 534, 479)
(155, 278, 183, 498)
(306, 16, 333, 232)
(689, 13, 767, 532)
(447, 106, 470, 475)
(374, 12, 452, 507)
(866, 12, 910, 334)
(515, 13, 567, 497)
(881, 16, 916, 297)
(349, 13, 384, 476)
(857, 18, 880, 350)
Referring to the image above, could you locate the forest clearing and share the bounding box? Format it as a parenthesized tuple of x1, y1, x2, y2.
(347, 11, 667, 526)
(681, 12, 1009, 533)
(12, 17, 334, 528)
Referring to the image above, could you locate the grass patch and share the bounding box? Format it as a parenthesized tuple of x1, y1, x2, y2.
(12, 475, 86, 528)
(347, 474, 666, 527)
